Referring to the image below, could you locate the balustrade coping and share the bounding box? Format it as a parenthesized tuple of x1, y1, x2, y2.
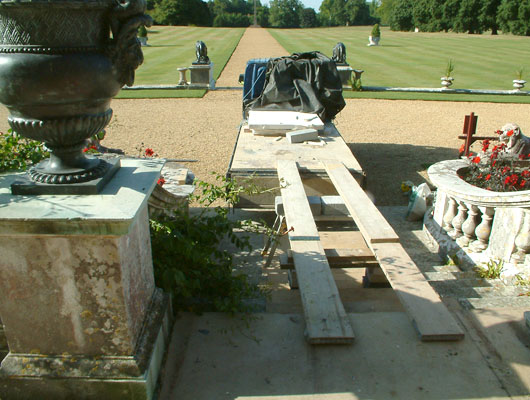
(428, 159, 530, 208)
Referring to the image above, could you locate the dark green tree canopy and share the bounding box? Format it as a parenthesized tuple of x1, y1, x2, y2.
(269, 0, 303, 27)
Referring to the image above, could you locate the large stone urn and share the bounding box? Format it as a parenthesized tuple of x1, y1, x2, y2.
(0, 0, 152, 193)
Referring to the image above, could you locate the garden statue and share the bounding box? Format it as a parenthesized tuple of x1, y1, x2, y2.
(499, 123, 530, 157)
(0, 0, 152, 193)
(332, 42, 347, 65)
(194, 40, 210, 65)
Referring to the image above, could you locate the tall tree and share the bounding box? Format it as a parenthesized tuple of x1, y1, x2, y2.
(269, 0, 303, 27)
(389, 0, 413, 31)
(152, 0, 211, 26)
(346, 0, 373, 25)
(377, 0, 397, 25)
(453, 0, 482, 33)
(479, 0, 501, 34)
(301, 7, 319, 27)
(497, 0, 530, 36)
(442, 0, 460, 31)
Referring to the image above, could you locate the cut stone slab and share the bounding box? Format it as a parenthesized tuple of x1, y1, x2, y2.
(160, 312, 519, 400)
(286, 128, 319, 144)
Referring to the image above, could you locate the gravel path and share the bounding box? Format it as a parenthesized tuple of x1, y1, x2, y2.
(0, 28, 528, 205)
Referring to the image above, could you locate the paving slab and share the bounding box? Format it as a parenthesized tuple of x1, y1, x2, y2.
(159, 312, 525, 400)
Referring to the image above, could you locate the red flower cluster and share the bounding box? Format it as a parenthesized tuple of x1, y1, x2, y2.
(83, 145, 98, 153)
(462, 137, 530, 192)
(145, 148, 155, 157)
(157, 177, 166, 186)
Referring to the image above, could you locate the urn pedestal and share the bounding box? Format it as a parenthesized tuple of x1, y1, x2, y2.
(0, 159, 171, 400)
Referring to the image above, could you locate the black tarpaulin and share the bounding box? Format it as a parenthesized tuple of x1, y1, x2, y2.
(245, 51, 346, 122)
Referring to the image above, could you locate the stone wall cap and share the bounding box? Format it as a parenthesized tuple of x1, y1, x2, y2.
(428, 159, 530, 207)
(0, 158, 164, 236)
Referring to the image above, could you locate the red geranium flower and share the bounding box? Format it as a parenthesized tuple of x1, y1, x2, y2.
(485, 174, 491, 181)
(157, 177, 165, 186)
(522, 170, 530, 178)
(145, 148, 154, 157)
(471, 156, 481, 164)
(83, 148, 89, 153)
(506, 130, 514, 137)
(482, 140, 490, 152)
(520, 179, 527, 188)
(502, 166, 511, 174)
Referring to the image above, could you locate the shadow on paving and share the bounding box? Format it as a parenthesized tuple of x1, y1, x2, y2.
(348, 143, 458, 207)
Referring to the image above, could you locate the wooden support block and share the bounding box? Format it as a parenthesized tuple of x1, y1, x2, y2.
(372, 242, 464, 341)
(323, 161, 399, 245)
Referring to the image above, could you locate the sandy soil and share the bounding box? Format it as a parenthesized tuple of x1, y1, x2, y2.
(1, 28, 529, 206)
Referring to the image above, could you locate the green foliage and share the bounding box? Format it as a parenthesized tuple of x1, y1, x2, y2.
(497, 0, 530, 36)
(371, 23, 381, 37)
(453, 0, 483, 34)
(474, 259, 504, 279)
(0, 130, 49, 173)
(389, 0, 414, 31)
(347, 0, 375, 25)
(301, 7, 319, 27)
(151, 0, 210, 26)
(269, 0, 303, 27)
(515, 66, 524, 80)
(444, 59, 455, 77)
(138, 25, 148, 37)
(150, 173, 269, 314)
(213, 12, 251, 26)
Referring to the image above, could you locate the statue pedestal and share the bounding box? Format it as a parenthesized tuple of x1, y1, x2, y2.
(189, 62, 215, 88)
(336, 65, 353, 88)
(0, 159, 171, 400)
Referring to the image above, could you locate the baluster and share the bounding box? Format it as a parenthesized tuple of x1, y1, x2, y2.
(512, 209, 530, 263)
(443, 197, 457, 233)
(458, 203, 479, 247)
(472, 206, 494, 251)
(449, 200, 468, 239)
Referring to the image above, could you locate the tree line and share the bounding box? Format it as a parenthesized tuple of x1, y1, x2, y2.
(379, 0, 529, 35)
(147, 0, 529, 35)
(146, 0, 378, 28)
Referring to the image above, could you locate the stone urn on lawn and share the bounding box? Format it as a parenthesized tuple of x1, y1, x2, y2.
(441, 60, 455, 90)
(368, 24, 380, 46)
(0, 0, 152, 193)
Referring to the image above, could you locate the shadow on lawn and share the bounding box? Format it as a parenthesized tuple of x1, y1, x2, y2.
(348, 142, 458, 206)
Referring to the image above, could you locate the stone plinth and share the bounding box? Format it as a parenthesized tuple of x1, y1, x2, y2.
(0, 159, 171, 400)
(189, 62, 215, 88)
(336, 65, 353, 87)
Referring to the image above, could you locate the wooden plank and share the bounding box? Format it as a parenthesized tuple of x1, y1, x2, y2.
(290, 240, 355, 344)
(324, 161, 399, 244)
(372, 242, 464, 341)
(277, 160, 320, 240)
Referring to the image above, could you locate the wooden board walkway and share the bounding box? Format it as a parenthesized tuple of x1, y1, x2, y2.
(276, 159, 464, 343)
(277, 159, 354, 344)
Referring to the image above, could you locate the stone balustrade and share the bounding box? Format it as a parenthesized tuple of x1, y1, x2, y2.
(425, 159, 530, 270)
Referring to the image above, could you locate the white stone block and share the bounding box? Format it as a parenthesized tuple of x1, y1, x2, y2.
(286, 128, 319, 144)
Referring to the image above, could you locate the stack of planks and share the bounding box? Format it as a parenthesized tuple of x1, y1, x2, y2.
(276, 159, 464, 344)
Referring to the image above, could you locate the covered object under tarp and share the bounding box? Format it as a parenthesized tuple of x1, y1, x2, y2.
(244, 51, 346, 122)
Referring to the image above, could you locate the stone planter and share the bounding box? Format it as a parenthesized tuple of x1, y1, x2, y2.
(425, 159, 530, 274)
(368, 36, 380, 46)
(513, 79, 526, 91)
(0, 0, 151, 191)
(441, 76, 454, 90)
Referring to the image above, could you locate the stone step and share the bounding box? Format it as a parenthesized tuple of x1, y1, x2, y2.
(431, 264, 462, 273)
(459, 295, 530, 310)
(430, 279, 504, 298)
(423, 270, 478, 282)
(471, 285, 530, 298)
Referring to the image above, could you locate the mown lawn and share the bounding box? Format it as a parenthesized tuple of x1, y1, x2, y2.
(117, 26, 244, 99)
(268, 26, 530, 102)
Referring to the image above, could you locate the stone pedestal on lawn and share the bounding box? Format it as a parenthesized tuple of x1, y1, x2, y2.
(0, 158, 171, 400)
(336, 65, 353, 88)
(189, 62, 215, 88)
